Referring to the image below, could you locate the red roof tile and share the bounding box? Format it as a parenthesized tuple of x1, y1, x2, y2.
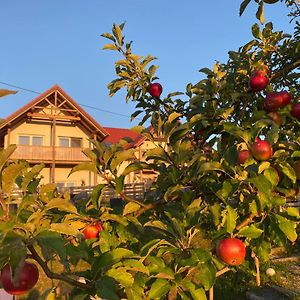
(103, 127, 143, 145)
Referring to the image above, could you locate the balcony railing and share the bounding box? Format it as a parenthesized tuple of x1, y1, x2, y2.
(10, 145, 90, 162)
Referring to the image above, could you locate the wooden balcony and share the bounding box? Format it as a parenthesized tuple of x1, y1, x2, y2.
(10, 145, 90, 163)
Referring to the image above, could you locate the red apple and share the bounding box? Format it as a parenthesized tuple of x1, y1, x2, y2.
(216, 238, 246, 266)
(294, 161, 300, 180)
(291, 104, 300, 119)
(249, 71, 269, 92)
(148, 83, 163, 98)
(251, 140, 273, 161)
(238, 150, 251, 164)
(0, 261, 39, 295)
(83, 223, 103, 239)
(280, 91, 292, 106)
(264, 91, 291, 112)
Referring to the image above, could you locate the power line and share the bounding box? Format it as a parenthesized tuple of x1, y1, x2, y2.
(0, 81, 140, 120)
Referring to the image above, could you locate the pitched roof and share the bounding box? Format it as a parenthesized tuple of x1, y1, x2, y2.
(103, 127, 144, 145)
(0, 84, 109, 140)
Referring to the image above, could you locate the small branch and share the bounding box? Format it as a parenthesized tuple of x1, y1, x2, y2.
(235, 213, 257, 231)
(28, 245, 94, 290)
(216, 266, 231, 277)
(209, 286, 214, 300)
(271, 59, 300, 81)
(252, 252, 261, 287)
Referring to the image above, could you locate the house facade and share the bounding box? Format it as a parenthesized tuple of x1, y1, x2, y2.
(0, 85, 159, 189)
(0, 85, 108, 188)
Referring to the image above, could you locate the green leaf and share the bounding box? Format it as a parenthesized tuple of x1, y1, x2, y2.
(148, 278, 171, 299)
(112, 23, 123, 45)
(122, 162, 149, 176)
(169, 125, 190, 145)
(50, 223, 80, 236)
(37, 231, 67, 261)
(123, 259, 149, 275)
(90, 184, 107, 208)
(249, 175, 272, 194)
(123, 202, 141, 215)
(96, 248, 134, 269)
(278, 162, 296, 184)
(103, 43, 118, 50)
(225, 205, 238, 234)
(0, 145, 17, 174)
(198, 162, 223, 173)
(115, 175, 125, 194)
(239, 0, 252, 16)
(96, 276, 119, 300)
(2, 161, 27, 194)
(252, 23, 262, 39)
(184, 282, 207, 300)
(216, 181, 233, 202)
(210, 203, 222, 226)
(256, 2, 265, 24)
(111, 149, 135, 171)
(286, 207, 300, 218)
(199, 68, 214, 75)
(145, 147, 168, 161)
(275, 214, 297, 242)
(197, 262, 216, 290)
(167, 112, 182, 123)
(106, 268, 134, 287)
(238, 224, 264, 238)
(21, 164, 44, 191)
(223, 123, 251, 144)
(69, 162, 97, 176)
(101, 33, 115, 42)
(144, 220, 168, 232)
(45, 198, 77, 213)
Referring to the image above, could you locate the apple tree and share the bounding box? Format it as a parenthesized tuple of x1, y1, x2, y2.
(0, 0, 299, 299)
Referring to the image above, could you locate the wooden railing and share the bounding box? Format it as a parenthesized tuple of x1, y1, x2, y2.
(10, 145, 90, 162)
(67, 182, 149, 202)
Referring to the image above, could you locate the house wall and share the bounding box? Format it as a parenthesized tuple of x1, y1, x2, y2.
(5, 120, 91, 148)
(4, 119, 98, 187)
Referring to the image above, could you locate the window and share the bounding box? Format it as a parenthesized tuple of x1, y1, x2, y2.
(71, 138, 81, 148)
(19, 136, 30, 145)
(59, 137, 82, 148)
(59, 138, 69, 147)
(18, 135, 43, 146)
(32, 136, 43, 146)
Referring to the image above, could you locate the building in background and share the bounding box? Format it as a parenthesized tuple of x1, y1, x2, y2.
(0, 85, 159, 189)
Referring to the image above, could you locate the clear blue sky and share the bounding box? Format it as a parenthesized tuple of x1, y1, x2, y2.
(0, 1, 294, 128)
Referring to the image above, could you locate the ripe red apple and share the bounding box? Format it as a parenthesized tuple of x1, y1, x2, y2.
(294, 161, 300, 180)
(0, 261, 39, 295)
(280, 91, 292, 106)
(249, 71, 269, 92)
(148, 83, 163, 98)
(83, 223, 103, 239)
(268, 111, 282, 126)
(237, 150, 251, 164)
(216, 238, 246, 266)
(264, 91, 291, 112)
(291, 104, 300, 119)
(251, 140, 273, 161)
